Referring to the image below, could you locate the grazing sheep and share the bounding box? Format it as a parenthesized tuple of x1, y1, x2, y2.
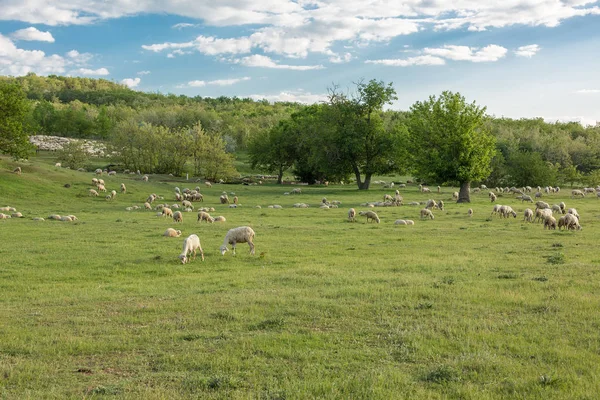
(491, 204, 502, 216)
(182, 200, 193, 210)
(395, 219, 415, 225)
(144, 202, 152, 210)
(197, 211, 214, 223)
(233, 196, 239, 205)
(468, 208, 473, 217)
(179, 234, 204, 263)
(571, 189, 585, 198)
(13, 167, 21, 175)
(535, 191, 543, 198)
(98, 179, 105, 186)
(523, 208, 534, 222)
(291, 188, 302, 194)
(551, 204, 562, 214)
(120, 183, 126, 193)
(97, 184, 107, 192)
(205, 181, 212, 188)
(521, 195, 533, 203)
(108, 171, 116, 176)
(564, 213, 582, 230)
(359, 210, 380, 223)
(544, 216, 557, 230)
(534, 208, 553, 223)
(89, 189, 99, 196)
(95, 168, 102, 175)
(500, 205, 517, 218)
(452, 192, 459, 200)
(60, 216, 73, 222)
(110, 190, 117, 199)
(11, 212, 23, 218)
(535, 201, 550, 210)
(489, 193, 497, 203)
(142, 175, 149, 182)
(213, 216, 226, 222)
(32, 217, 45, 221)
(567, 208, 580, 219)
(438, 200, 444, 211)
(220, 194, 230, 204)
(220, 226, 256, 256)
(47, 214, 61, 220)
(425, 199, 438, 210)
(348, 208, 356, 222)
(164, 228, 182, 237)
(162, 207, 173, 218)
(92, 178, 99, 186)
(173, 211, 183, 223)
(55, 163, 61, 168)
(420, 208, 434, 220)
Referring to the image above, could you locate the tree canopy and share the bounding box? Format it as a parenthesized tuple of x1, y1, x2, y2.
(407, 91, 496, 202)
(0, 82, 33, 159)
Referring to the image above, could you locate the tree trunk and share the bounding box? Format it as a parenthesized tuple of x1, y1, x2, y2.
(277, 166, 283, 185)
(457, 181, 471, 203)
(353, 166, 363, 190)
(358, 173, 372, 190)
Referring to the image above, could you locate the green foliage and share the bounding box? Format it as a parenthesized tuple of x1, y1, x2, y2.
(407, 91, 496, 201)
(0, 81, 33, 159)
(248, 119, 299, 184)
(507, 151, 558, 187)
(56, 141, 89, 170)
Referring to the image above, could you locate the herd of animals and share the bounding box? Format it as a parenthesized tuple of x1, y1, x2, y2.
(4, 167, 591, 263)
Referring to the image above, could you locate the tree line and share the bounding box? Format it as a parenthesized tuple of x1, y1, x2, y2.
(1, 75, 600, 199)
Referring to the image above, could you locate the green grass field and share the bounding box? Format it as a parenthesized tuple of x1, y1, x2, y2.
(1, 154, 600, 399)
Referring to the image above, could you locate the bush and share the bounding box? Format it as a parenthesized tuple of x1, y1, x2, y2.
(56, 141, 88, 169)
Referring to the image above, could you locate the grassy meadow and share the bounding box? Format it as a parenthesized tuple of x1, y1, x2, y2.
(1, 154, 600, 399)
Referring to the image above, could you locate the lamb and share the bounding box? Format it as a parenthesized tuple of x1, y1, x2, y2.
(13, 167, 21, 175)
(162, 207, 173, 218)
(359, 210, 380, 223)
(173, 211, 183, 223)
(571, 189, 585, 198)
(468, 208, 473, 217)
(120, 183, 126, 194)
(213, 216, 226, 222)
(89, 189, 99, 196)
(523, 208, 534, 222)
(179, 234, 204, 263)
(348, 208, 356, 222)
(220, 226, 256, 256)
(543, 216, 557, 230)
(420, 208, 434, 220)
(220, 194, 230, 204)
(164, 228, 182, 237)
(197, 211, 214, 223)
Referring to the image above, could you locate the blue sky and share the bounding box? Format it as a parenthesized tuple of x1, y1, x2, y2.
(1, 1, 599, 125)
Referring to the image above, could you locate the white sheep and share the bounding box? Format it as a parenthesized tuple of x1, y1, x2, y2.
(11, 212, 23, 218)
(571, 189, 585, 198)
(425, 199, 438, 210)
(197, 211, 214, 223)
(534, 208, 553, 223)
(567, 208, 580, 219)
(173, 211, 183, 223)
(535, 201, 550, 210)
(544, 216, 557, 230)
(220, 226, 256, 256)
(452, 192, 459, 200)
(523, 208, 534, 222)
(220, 194, 230, 204)
(205, 181, 212, 188)
(95, 168, 103, 175)
(179, 234, 204, 263)
(120, 183, 126, 193)
(142, 175, 149, 182)
(394, 219, 415, 225)
(359, 210, 380, 223)
(213, 216, 226, 222)
(420, 208, 434, 220)
(521, 195, 533, 203)
(500, 205, 517, 218)
(13, 167, 21, 175)
(89, 189, 99, 196)
(97, 184, 107, 192)
(164, 228, 182, 237)
(55, 162, 61, 168)
(489, 193, 497, 203)
(468, 208, 473, 217)
(110, 190, 117, 199)
(162, 207, 173, 218)
(182, 200, 193, 210)
(348, 208, 356, 222)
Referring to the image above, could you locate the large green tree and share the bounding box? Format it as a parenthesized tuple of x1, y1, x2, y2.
(0, 82, 33, 159)
(248, 119, 298, 184)
(407, 91, 496, 202)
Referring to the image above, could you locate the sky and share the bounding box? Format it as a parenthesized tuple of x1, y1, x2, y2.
(0, 0, 599, 125)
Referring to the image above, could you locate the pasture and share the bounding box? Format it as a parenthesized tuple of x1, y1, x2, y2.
(1, 155, 600, 399)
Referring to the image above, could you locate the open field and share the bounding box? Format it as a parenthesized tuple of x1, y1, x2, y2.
(1, 155, 600, 399)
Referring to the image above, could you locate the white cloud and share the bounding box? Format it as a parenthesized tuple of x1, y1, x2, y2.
(249, 90, 328, 104)
(514, 44, 541, 58)
(137, 70, 150, 75)
(575, 89, 600, 94)
(424, 45, 508, 62)
(172, 22, 197, 29)
(180, 77, 251, 88)
(366, 55, 446, 67)
(11, 27, 55, 42)
(73, 67, 109, 75)
(66, 49, 93, 64)
(329, 52, 352, 63)
(0, 34, 67, 76)
(236, 54, 324, 70)
(121, 77, 141, 88)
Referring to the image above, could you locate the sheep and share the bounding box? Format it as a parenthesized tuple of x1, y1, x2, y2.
(220, 226, 256, 256)
(551, 204, 562, 214)
(173, 211, 183, 223)
(60, 216, 73, 222)
(144, 202, 152, 210)
(98, 179, 105, 186)
(108, 171, 116, 176)
(468, 208, 473, 217)
(422, 187, 431, 193)
(420, 208, 434, 220)
(191, 192, 203, 202)
(290, 188, 302, 194)
(97, 184, 107, 192)
(164, 228, 182, 237)
(47, 214, 61, 220)
(182, 200, 194, 210)
(452, 192, 459, 200)
(233, 196, 239, 205)
(489, 193, 497, 203)
(13, 167, 21, 175)
(425, 199, 438, 210)
(571, 189, 585, 198)
(521, 195, 533, 203)
(544, 216, 557, 230)
(147, 194, 157, 204)
(105, 195, 112, 201)
(383, 194, 393, 202)
(535, 201, 550, 210)
(437, 185, 441, 193)
(205, 181, 212, 188)
(534, 208, 553, 223)
(500, 205, 517, 218)
(11, 212, 23, 218)
(89, 189, 99, 196)
(220, 194, 230, 204)
(438, 200, 444, 211)
(162, 207, 173, 218)
(534, 191, 543, 198)
(348, 208, 356, 222)
(197, 211, 214, 223)
(0, 213, 10, 219)
(491, 204, 502, 216)
(120, 183, 126, 194)
(213, 216, 226, 222)
(567, 208, 580, 219)
(179, 234, 204, 263)
(142, 175, 149, 182)
(523, 208, 534, 222)
(110, 190, 117, 199)
(359, 210, 380, 223)
(92, 178, 99, 186)
(32, 217, 45, 221)
(55, 163, 61, 168)
(564, 213, 582, 230)
(395, 219, 415, 225)
(95, 168, 102, 175)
